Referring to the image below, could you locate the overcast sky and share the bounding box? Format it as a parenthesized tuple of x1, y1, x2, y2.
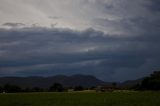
(0, 0, 160, 82)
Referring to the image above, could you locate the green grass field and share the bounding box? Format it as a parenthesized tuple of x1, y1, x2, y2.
(0, 91, 160, 106)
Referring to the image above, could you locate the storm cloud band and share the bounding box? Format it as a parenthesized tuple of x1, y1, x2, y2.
(0, 0, 160, 81)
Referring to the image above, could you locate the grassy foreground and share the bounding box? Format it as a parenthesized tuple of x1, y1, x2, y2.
(0, 91, 160, 106)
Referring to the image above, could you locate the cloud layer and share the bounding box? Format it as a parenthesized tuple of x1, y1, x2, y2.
(0, 0, 160, 81)
(0, 26, 160, 81)
(0, 0, 159, 34)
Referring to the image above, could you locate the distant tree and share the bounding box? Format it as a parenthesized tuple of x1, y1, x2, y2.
(74, 86, 84, 91)
(3, 84, 22, 93)
(23, 87, 31, 92)
(131, 84, 141, 90)
(112, 82, 117, 88)
(90, 86, 96, 90)
(138, 71, 160, 90)
(0, 86, 3, 93)
(32, 87, 44, 92)
(49, 83, 65, 92)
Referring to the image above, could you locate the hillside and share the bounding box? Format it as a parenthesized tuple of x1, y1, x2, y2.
(0, 75, 106, 88)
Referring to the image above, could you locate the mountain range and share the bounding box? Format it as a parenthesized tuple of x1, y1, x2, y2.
(0, 74, 143, 88)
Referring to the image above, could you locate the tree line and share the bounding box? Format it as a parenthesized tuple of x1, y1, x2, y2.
(0, 83, 87, 93)
(132, 71, 160, 90)
(0, 71, 160, 93)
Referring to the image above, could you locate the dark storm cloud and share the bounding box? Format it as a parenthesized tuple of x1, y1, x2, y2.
(0, 24, 160, 81)
(148, 0, 160, 12)
(0, 0, 160, 82)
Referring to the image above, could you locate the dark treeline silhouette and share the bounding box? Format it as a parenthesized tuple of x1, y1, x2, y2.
(0, 70, 160, 93)
(49, 83, 66, 92)
(0, 83, 87, 93)
(0, 84, 22, 93)
(74, 86, 84, 91)
(132, 71, 160, 91)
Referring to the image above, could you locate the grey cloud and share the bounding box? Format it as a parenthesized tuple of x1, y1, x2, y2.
(0, 26, 160, 81)
(147, 0, 160, 12)
(2, 22, 25, 27)
(90, 0, 160, 35)
(0, 0, 159, 34)
(48, 16, 62, 19)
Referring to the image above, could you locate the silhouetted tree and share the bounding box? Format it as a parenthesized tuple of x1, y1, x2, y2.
(138, 71, 160, 90)
(0, 86, 3, 93)
(74, 86, 84, 91)
(23, 87, 31, 92)
(49, 83, 65, 92)
(90, 86, 96, 90)
(112, 82, 117, 88)
(32, 87, 44, 92)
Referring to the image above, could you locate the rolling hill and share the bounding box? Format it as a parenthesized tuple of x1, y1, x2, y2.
(0, 74, 106, 88)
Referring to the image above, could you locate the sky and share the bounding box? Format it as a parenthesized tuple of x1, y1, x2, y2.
(0, 0, 160, 82)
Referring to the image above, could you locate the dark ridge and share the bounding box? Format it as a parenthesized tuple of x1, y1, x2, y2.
(0, 74, 107, 88)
